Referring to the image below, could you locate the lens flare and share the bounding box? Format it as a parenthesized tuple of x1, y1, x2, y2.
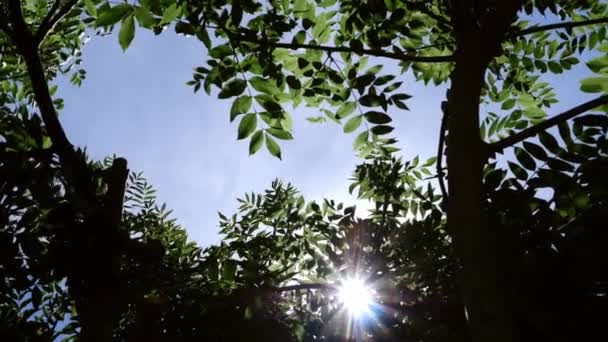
(337, 277, 373, 318)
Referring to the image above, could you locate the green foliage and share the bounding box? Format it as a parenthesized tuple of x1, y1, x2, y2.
(118, 14, 135, 51)
(581, 45, 608, 93)
(238, 113, 257, 140)
(2, 0, 608, 341)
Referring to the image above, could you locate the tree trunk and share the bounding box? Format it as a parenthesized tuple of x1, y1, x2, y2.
(445, 39, 519, 342)
(445, 2, 523, 340)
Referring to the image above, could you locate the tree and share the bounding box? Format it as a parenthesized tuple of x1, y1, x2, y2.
(1, 0, 608, 341)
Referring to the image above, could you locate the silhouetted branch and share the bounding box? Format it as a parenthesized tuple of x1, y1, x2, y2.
(226, 283, 337, 300)
(8, 0, 74, 160)
(405, 1, 451, 28)
(231, 33, 454, 63)
(0, 72, 28, 82)
(512, 17, 608, 37)
(35, 0, 79, 44)
(273, 283, 336, 293)
(36, 1, 61, 40)
(437, 104, 448, 207)
(488, 95, 608, 155)
(105, 158, 129, 228)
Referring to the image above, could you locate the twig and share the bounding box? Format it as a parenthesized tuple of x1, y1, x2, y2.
(405, 0, 452, 28)
(7, 0, 73, 159)
(35, 0, 80, 44)
(488, 95, 608, 155)
(0, 72, 28, 82)
(231, 33, 454, 63)
(36, 0, 62, 40)
(511, 17, 608, 38)
(272, 283, 336, 293)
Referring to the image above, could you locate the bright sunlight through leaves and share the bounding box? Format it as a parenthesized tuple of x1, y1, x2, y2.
(337, 277, 374, 318)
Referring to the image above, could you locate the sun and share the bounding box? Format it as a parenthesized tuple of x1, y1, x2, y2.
(337, 277, 374, 318)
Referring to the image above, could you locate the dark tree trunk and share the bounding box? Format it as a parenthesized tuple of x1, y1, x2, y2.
(446, 53, 518, 342)
(446, 2, 523, 341)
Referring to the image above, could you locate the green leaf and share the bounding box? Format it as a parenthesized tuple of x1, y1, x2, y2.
(266, 135, 282, 159)
(353, 130, 369, 149)
(286, 75, 301, 89)
(374, 75, 396, 86)
(134, 6, 155, 28)
(230, 96, 252, 121)
(160, 3, 182, 25)
(255, 95, 282, 113)
(209, 44, 233, 59)
(364, 111, 391, 124)
(547, 60, 563, 73)
(508, 161, 528, 180)
(281, 111, 293, 131)
(359, 94, 384, 107)
(580, 76, 608, 93)
(586, 55, 608, 73)
(96, 4, 132, 26)
(538, 131, 561, 154)
(266, 128, 293, 140)
(514, 147, 536, 170)
(244, 306, 253, 320)
(293, 31, 306, 44)
(238, 114, 257, 140)
(423, 156, 437, 167)
(297, 57, 309, 69)
(518, 94, 536, 107)
(42, 136, 52, 149)
(84, 0, 97, 17)
(523, 106, 546, 119)
(336, 102, 356, 119)
(219, 79, 247, 99)
(547, 157, 574, 172)
(353, 74, 375, 89)
(306, 116, 326, 123)
(197, 29, 212, 48)
(522, 141, 548, 161)
(222, 260, 237, 282)
(249, 130, 264, 155)
(371, 125, 394, 135)
(485, 169, 505, 189)
(249, 77, 276, 95)
(343, 115, 362, 133)
(119, 14, 135, 51)
(294, 0, 307, 12)
(501, 99, 516, 110)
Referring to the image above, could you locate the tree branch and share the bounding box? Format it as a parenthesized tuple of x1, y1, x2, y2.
(35, 0, 79, 44)
(0, 72, 28, 82)
(7, 0, 73, 158)
(511, 17, 608, 37)
(104, 158, 129, 229)
(226, 283, 337, 301)
(437, 103, 448, 208)
(36, 0, 62, 41)
(231, 33, 454, 63)
(6, 0, 96, 208)
(272, 283, 336, 293)
(405, 1, 452, 28)
(488, 95, 608, 155)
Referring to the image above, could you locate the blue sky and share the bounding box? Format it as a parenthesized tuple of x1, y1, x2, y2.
(55, 24, 596, 246)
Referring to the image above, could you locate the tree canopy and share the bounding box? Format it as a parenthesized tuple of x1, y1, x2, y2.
(1, 0, 608, 341)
